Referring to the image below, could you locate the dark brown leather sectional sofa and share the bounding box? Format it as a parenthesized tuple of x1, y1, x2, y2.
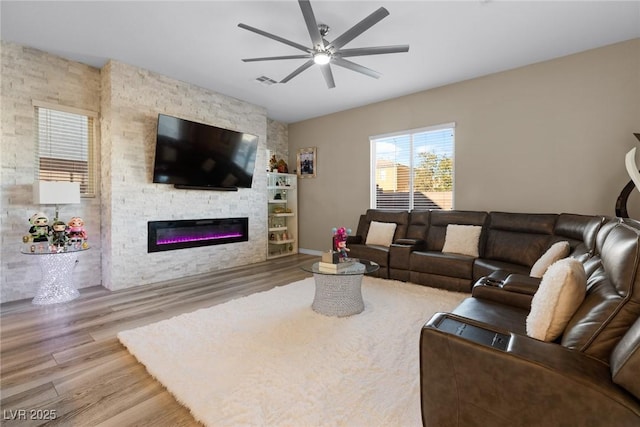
(347, 209, 640, 426)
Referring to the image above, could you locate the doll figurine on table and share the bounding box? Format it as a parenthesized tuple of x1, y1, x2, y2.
(50, 220, 69, 248)
(28, 212, 50, 242)
(67, 217, 87, 247)
(332, 227, 351, 260)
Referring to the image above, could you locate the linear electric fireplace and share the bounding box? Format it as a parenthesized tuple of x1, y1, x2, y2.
(148, 218, 249, 253)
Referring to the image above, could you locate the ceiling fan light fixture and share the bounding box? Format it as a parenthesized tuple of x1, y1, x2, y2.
(313, 52, 331, 65)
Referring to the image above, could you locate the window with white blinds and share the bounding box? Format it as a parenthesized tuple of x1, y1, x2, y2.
(35, 104, 96, 196)
(370, 123, 454, 211)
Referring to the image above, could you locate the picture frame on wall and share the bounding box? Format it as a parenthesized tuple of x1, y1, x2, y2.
(297, 147, 316, 178)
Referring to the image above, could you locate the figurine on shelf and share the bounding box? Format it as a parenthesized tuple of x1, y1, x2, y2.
(28, 212, 50, 242)
(67, 216, 87, 247)
(269, 155, 278, 172)
(50, 220, 69, 248)
(332, 227, 352, 260)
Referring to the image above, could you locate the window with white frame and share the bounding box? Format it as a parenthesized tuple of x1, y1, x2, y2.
(35, 103, 97, 196)
(370, 123, 455, 210)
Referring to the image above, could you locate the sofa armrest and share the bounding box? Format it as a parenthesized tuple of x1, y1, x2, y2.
(471, 273, 540, 309)
(420, 313, 640, 427)
(394, 238, 426, 248)
(485, 270, 511, 283)
(389, 240, 425, 270)
(501, 274, 540, 295)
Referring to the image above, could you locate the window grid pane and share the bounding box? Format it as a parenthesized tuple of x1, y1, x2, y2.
(373, 134, 411, 210)
(372, 127, 454, 211)
(35, 107, 95, 196)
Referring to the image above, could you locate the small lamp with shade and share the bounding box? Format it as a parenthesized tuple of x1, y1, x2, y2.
(33, 181, 81, 221)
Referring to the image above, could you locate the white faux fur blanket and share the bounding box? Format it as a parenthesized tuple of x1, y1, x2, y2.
(118, 276, 467, 426)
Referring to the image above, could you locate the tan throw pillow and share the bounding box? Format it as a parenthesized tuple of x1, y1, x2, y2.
(441, 224, 482, 257)
(365, 221, 397, 247)
(526, 258, 587, 342)
(530, 241, 570, 278)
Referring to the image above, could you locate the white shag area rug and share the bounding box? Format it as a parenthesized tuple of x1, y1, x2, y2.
(117, 276, 467, 426)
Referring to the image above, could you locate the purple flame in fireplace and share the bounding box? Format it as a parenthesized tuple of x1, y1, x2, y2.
(157, 231, 244, 245)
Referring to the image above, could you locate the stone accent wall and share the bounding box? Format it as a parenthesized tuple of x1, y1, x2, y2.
(1, 42, 284, 302)
(267, 119, 289, 169)
(100, 60, 268, 290)
(0, 42, 102, 302)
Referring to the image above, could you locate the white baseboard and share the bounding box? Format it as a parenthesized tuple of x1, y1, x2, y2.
(299, 248, 323, 256)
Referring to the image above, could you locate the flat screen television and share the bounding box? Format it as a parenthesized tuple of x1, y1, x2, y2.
(152, 114, 258, 190)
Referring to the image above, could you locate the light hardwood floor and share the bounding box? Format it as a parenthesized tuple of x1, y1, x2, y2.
(1, 254, 315, 426)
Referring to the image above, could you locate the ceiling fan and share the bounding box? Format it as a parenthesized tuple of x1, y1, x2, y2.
(238, 0, 409, 89)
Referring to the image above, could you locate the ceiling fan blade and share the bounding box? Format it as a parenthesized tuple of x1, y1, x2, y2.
(299, 0, 325, 50)
(328, 7, 389, 51)
(280, 59, 315, 84)
(238, 23, 310, 53)
(242, 54, 311, 62)
(337, 45, 410, 58)
(332, 57, 381, 79)
(319, 64, 335, 89)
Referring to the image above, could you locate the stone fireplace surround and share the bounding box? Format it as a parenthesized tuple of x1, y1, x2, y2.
(99, 60, 269, 291)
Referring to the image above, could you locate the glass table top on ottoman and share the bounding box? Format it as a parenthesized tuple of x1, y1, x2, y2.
(301, 259, 379, 317)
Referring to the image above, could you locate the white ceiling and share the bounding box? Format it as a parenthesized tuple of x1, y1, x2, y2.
(2, 1, 639, 123)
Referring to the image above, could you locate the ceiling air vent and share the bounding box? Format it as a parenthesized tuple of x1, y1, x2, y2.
(256, 76, 277, 86)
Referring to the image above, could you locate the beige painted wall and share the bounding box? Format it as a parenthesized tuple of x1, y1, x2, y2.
(289, 39, 640, 253)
